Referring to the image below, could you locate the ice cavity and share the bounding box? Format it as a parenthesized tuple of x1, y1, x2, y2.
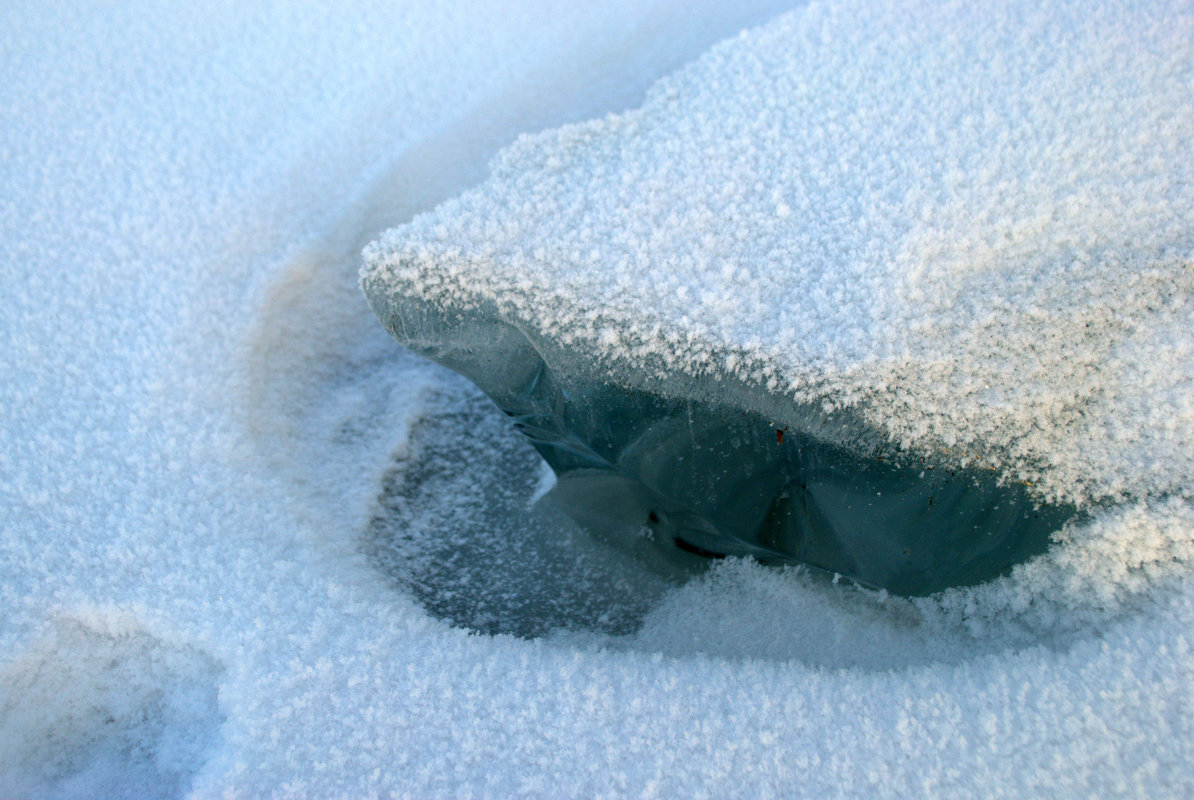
(363, 0, 1194, 597)
(363, 300, 1076, 594)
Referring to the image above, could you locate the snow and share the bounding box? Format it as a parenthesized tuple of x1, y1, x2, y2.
(2, 0, 1193, 797)
(364, 0, 1194, 510)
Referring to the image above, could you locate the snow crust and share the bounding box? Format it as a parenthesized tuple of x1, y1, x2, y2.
(365, 0, 1194, 510)
(3, 0, 1193, 797)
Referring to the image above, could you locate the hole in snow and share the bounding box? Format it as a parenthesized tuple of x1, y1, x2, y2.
(360, 361, 1096, 664)
(0, 618, 224, 800)
(362, 302, 1084, 600)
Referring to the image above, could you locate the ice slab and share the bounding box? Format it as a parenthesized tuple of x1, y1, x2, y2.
(364, 0, 1193, 595)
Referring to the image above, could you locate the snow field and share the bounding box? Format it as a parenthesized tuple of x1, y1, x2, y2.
(2, 0, 1193, 797)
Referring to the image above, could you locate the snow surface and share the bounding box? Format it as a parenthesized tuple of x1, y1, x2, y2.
(3, 0, 1193, 798)
(365, 0, 1194, 510)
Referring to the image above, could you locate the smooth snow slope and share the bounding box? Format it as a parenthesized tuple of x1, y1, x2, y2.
(3, 1, 1193, 799)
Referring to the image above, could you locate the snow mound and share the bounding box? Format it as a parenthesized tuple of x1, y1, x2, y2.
(364, 0, 1194, 511)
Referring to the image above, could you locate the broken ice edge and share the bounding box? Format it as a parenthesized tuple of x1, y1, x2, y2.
(365, 284, 1082, 597)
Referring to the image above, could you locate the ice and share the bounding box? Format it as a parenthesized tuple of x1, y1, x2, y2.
(364, 297, 1079, 594)
(363, 373, 672, 638)
(363, 0, 1192, 596)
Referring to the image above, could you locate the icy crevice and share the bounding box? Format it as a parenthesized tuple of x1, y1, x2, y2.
(369, 296, 1080, 596)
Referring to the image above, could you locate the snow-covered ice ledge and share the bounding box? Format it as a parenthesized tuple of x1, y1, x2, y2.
(364, 0, 1194, 599)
